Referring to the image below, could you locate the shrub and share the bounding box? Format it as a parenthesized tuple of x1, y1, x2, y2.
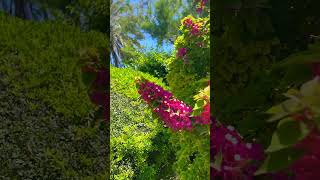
(122, 47, 170, 82)
(0, 14, 109, 179)
(0, 13, 108, 120)
(110, 66, 176, 179)
(136, 78, 211, 179)
(146, 8, 211, 179)
(0, 78, 109, 179)
(166, 15, 210, 105)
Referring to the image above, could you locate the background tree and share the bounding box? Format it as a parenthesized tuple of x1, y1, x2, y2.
(136, 0, 208, 45)
(110, 0, 143, 67)
(0, 0, 109, 32)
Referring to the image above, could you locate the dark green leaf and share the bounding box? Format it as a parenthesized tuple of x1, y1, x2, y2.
(255, 148, 304, 175)
(266, 119, 309, 152)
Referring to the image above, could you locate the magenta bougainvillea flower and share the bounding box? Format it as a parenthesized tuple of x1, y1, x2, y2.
(89, 91, 107, 107)
(137, 79, 193, 131)
(195, 0, 207, 14)
(211, 119, 265, 179)
(94, 69, 108, 86)
(312, 62, 320, 77)
(191, 24, 201, 36)
(183, 18, 193, 27)
(136, 79, 210, 131)
(195, 103, 210, 124)
(289, 128, 320, 179)
(196, 7, 203, 14)
(183, 17, 202, 36)
(156, 98, 193, 130)
(82, 65, 108, 121)
(177, 47, 187, 59)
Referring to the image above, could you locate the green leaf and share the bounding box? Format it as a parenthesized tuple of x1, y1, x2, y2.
(212, 149, 223, 171)
(192, 108, 202, 116)
(286, 88, 301, 97)
(267, 99, 304, 122)
(266, 119, 309, 152)
(302, 96, 320, 107)
(267, 104, 283, 114)
(255, 148, 304, 175)
(300, 77, 320, 96)
(267, 111, 290, 122)
(196, 100, 205, 108)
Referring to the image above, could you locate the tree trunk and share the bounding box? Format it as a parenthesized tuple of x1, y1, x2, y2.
(10, 0, 14, 15)
(15, 0, 26, 19)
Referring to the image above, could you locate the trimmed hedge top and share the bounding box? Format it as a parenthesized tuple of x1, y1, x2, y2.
(110, 65, 168, 99)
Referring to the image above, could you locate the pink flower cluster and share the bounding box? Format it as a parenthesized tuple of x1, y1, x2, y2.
(195, 103, 210, 124)
(177, 47, 187, 59)
(183, 17, 202, 36)
(275, 106, 320, 179)
(137, 79, 193, 131)
(191, 24, 201, 36)
(195, 0, 207, 14)
(211, 119, 264, 179)
(290, 128, 320, 179)
(82, 66, 108, 120)
(137, 80, 173, 104)
(137, 79, 210, 130)
(183, 18, 193, 27)
(312, 62, 320, 77)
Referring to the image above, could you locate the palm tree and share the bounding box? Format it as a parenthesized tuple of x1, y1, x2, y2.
(110, 0, 144, 67)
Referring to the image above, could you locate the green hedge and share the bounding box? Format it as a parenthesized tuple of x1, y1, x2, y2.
(110, 66, 176, 180)
(0, 13, 108, 119)
(110, 65, 168, 99)
(0, 78, 109, 179)
(0, 14, 109, 178)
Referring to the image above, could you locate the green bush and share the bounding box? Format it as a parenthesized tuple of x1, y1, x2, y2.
(166, 57, 209, 105)
(170, 126, 210, 180)
(0, 14, 109, 179)
(0, 13, 108, 119)
(0, 78, 109, 179)
(166, 15, 210, 105)
(122, 47, 170, 82)
(110, 66, 176, 180)
(164, 14, 210, 179)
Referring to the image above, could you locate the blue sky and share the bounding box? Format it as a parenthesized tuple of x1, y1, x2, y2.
(138, 33, 174, 53)
(129, 0, 174, 53)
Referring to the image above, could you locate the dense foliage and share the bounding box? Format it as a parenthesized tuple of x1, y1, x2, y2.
(136, 79, 210, 179)
(133, 2, 211, 179)
(122, 48, 170, 81)
(110, 0, 144, 67)
(110, 66, 176, 179)
(212, 0, 320, 179)
(0, 13, 108, 119)
(0, 14, 108, 179)
(167, 13, 210, 105)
